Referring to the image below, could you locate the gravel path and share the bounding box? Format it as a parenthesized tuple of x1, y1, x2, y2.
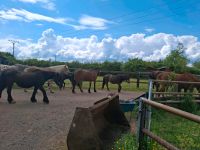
(0, 88, 144, 150)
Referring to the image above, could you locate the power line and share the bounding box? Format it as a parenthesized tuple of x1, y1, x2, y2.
(8, 40, 19, 57)
(65, 1, 197, 35)
(65, 0, 197, 37)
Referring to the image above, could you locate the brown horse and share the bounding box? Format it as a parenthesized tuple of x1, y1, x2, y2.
(156, 72, 200, 94)
(0, 67, 62, 104)
(102, 74, 130, 92)
(72, 69, 99, 93)
(149, 67, 171, 91)
(175, 73, 200, 93)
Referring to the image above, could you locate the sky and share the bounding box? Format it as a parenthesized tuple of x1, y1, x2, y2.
(0, 0, 200, 62)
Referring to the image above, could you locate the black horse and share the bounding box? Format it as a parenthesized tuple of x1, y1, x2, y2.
(0, 67, 62, 104)
(102, 74, 130, 92)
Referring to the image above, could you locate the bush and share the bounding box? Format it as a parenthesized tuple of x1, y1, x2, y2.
(180, 92, 198, 113)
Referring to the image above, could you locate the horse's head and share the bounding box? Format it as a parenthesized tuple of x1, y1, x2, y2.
(53, 73, 64, 90)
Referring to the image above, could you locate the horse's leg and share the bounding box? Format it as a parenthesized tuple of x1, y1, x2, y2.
(102, 78, 105, 89)
(94, 81, 97, 92)
(63, 81, 65, 90)
(118, 84, 122, 93)
(7, 84, 16, 104)
(31, 87, 38, 103)
(106, 82, 110, 91)
(39, 86, 49, 104)
(88, 81, 91, 93)
(78, 82, 83, 93)
(48, 81, 54, 93)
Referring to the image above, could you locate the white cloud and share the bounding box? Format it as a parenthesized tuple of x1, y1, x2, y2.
(145, 28, 155, 33)
(16, 0, 56, 10)
(0, 8, 69, 24)
(0, 29, 199, 62)
(72, 15, 112, 30)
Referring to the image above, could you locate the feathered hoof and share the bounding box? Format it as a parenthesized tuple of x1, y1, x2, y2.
(8, 100, 16, 104)
(43, 100, 49, 104)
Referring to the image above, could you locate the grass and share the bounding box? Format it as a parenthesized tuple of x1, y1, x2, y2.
(149, 109, 200, 150)
(12, 76, 149, 92)
(112, 133, 138, 150)
(113, 103, 200, 150)
(64, 76, 149, 92)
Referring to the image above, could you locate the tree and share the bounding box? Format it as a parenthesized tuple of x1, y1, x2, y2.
(122, 58, 147, 72)
(163, 43, 188, 73)
(193, 61, 200, 69)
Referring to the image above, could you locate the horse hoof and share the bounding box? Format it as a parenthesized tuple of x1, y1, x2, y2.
(43, 100, 49, 104)
(9, 100, 16, 104)
(31, 99, 37, 103)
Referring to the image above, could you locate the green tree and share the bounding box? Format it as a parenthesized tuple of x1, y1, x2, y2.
(193, 61, 200, 69)
(163, 43, 188, 73)
(122, 58, 147, 72)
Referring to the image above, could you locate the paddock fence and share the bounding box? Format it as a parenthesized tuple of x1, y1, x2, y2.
(137, 80, 200, 150)
(68, 68, 200, 88)
(137, 97, 200, 150)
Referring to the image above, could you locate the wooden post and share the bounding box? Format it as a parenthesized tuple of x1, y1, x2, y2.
(137, 72, 140, 88)
(138, 99, 147, 150)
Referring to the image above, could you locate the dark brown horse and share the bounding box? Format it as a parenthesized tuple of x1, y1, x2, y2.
(102, 74, 130, 92)
(175, 73, 200, 93)
(0, 67, 62, 104)
(72, 69, 99, 93)
(156, 72, 200, 94)
(149, 67, 171, 91)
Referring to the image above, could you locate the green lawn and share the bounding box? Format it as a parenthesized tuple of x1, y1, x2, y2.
(114, 108, 200, 150)
(149, 109, 200, 150)
(64, 76, 149, 92)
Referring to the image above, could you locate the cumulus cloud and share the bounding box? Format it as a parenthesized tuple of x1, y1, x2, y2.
(0, 8, 69, 24)
(16, 0, 56, 10)
(1, 28, 199, 62)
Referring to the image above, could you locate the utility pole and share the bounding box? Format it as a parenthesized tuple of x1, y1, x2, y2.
(8, 40, 19, 57)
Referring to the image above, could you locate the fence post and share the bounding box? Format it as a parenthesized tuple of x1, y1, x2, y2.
(137, 72, 140, 88)
(147, 80, 153, 130)
(138, 98, 147, 150)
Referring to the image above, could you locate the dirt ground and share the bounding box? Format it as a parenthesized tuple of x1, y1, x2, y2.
(0, 88, 144, 150)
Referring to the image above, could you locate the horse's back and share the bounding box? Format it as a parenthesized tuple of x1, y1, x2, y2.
(74, 69, 98, 81)
(48, 65, 69, 74)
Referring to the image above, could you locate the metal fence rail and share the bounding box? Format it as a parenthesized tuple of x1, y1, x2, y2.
(138, 97, 200, 150)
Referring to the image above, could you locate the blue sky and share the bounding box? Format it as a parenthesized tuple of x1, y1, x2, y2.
(0, 0, 200, 62)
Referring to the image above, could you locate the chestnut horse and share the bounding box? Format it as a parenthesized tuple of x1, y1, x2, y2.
(156, 72, 200, 94)
(72, 69, 99, 93)
(102, 74, 130, 92)
(175, 73, 200, 93)
(0, 67, 62, 104)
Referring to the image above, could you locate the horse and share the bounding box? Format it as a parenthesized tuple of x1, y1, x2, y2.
(102, 74, 130, 92)
(0, 67, 63, 104)
(72, 69, 99, 93)
(149, 67, 171, 91)
(45, 65, 69, 93)
(155, 72, 200, 97)
(174, 73, 200, 93)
